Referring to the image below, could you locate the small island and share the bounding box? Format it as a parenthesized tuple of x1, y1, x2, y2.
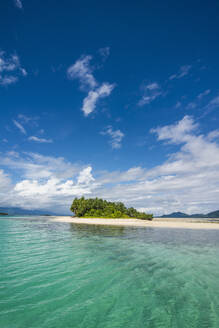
(70, 197, 153, 220)
(0, 212, 8, 216)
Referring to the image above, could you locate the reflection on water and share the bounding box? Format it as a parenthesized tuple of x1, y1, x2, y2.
(70, 223, 126, 237)
(69, 221, 219, 247)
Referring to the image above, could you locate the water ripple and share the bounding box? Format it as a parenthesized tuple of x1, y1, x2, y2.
(1, 218, 219, 328)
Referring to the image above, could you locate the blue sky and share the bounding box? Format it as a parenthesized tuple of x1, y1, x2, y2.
(1, 0, 219, 215)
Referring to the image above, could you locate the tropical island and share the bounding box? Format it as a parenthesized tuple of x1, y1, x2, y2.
(70, 197, 153, 220)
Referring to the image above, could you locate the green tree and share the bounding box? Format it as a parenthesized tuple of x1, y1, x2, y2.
(70, 197, 153, 220)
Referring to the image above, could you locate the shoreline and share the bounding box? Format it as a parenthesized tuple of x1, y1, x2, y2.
(50, 216, 219, 230)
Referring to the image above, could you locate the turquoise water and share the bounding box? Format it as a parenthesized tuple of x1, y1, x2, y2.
(1, 217, 219, 328)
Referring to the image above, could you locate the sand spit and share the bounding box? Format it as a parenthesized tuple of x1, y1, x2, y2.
(50, 217, 219, 230)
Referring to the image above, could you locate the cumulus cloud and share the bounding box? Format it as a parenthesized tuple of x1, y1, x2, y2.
(96, 116, 219, 215)
(2, 117, 219, 215)
(12, 176, 96, 212)
(138, 82, 162, 106)
(28, 136, 53, 143)
(207, 130, 219, 141)
(67, 53, 115, 116)
(82, 83, 114, 116)
(169, 65, 192, 80)
(101, 126, 124, 149)
(0, 51, 26, 86)
(77, 166, 95, 184)
(0, 152, 97, 212)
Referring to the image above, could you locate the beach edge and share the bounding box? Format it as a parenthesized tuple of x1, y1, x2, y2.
(50, 216, 219, 229)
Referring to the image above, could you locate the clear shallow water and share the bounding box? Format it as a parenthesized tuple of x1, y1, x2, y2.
(1, 217, 219, 328)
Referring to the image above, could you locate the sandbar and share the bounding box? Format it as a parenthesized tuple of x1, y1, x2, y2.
(50, 216, 219, 229)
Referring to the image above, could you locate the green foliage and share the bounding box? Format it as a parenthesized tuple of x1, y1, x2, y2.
(70, 197, 153, 220)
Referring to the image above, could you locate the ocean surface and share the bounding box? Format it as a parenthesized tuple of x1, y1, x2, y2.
(1, 217, 219, 328)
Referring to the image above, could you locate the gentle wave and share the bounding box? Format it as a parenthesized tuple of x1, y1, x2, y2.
(1, 217, 219, 327)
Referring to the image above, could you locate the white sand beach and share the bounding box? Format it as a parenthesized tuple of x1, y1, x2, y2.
(51, 216, 219, 229)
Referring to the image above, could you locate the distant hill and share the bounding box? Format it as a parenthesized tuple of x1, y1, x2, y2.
(207, 210, 219, 218)
(160, 212, 189, 218)
(160, 210, 219, 218)
(0, 207, 59, 216)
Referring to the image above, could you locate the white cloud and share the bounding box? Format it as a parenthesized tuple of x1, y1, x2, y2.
(67, 53, 115, 116)
(67, 55, 97, 90)
(0, 170, 11, 191)
(0, 52, 26, 86)
(20, 68, 27, 76)
(0, 76, 18, 85)
(2, 117, 219, 215)
(82, 83, 114, 116)
(13, 120, 26, 134)
(138, 82, 162, 106)
(101, 126, 124, 149)
(169, 65, 191, 80)
(96, 116, 219, 215)
(77, 167, 95, 184)
(28, 136, 53, 143)
(0, 152, 97, 212)
(150, 115, 197, 144)
(14, 0, 23, 9)
(13, 173, 96, 211)
(14, 177, 91, 198)
(0, 152, 82, 180)
(98, 167, 146, 184)
(207, 130, 219, 141)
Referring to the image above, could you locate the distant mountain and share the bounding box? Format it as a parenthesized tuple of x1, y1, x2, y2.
(0, 207, 59, 216)
(160, 212, 189, 218)
(207, 210, 219, 218)
(160, 210, 219, 218)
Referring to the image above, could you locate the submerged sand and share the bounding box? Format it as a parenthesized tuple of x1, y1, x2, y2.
(50, 216, 219, 230)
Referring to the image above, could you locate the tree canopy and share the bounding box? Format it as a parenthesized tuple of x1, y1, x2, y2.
(70, 197, 153, 220)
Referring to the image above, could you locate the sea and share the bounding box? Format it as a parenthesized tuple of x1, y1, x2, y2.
(0, 216, 219, 328)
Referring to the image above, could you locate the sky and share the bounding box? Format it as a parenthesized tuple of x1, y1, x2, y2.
(1, 0, 219, 215)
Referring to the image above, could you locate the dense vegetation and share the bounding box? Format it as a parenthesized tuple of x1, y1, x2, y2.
(70, 197, 153, 220)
